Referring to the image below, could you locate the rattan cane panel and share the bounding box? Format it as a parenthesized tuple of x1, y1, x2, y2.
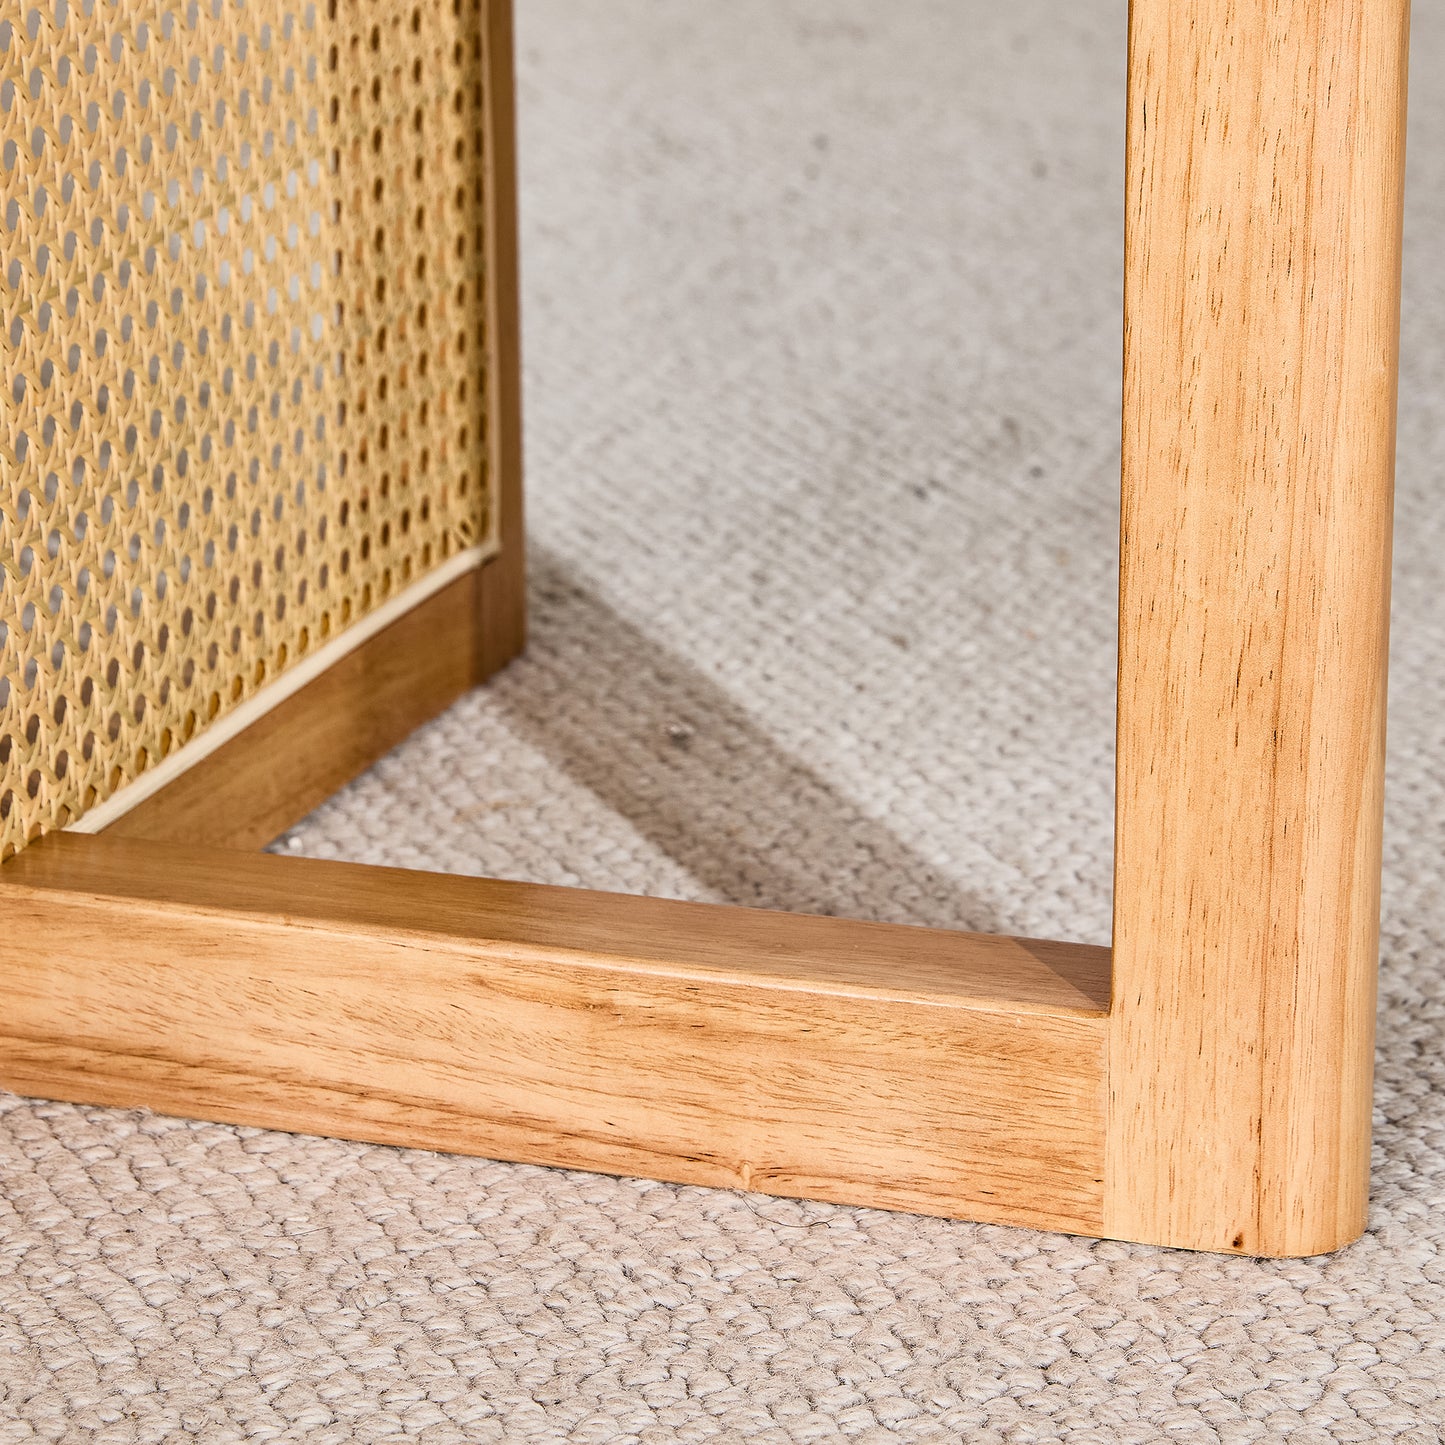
(1, 0, 493, 857)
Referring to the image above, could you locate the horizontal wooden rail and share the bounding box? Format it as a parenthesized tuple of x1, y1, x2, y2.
(99, 564, 494, 853)
(1, 833, 1110, 1235)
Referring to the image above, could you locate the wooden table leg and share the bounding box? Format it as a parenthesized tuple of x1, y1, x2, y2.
(1109, 0, 1411, 1255)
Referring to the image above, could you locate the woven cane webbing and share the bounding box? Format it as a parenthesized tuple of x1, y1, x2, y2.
(0, 0, 494, 857)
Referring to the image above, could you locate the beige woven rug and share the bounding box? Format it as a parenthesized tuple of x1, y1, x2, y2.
(5, 2, 1445, 1439)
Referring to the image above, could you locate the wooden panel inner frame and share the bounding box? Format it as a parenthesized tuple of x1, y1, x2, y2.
(0, 0, 1411, 1256)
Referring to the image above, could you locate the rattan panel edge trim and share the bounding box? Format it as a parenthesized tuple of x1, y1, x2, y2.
(65, 537, 490, 833)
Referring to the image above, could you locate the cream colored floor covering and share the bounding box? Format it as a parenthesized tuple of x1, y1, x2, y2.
(4, 2, 1445, 1439)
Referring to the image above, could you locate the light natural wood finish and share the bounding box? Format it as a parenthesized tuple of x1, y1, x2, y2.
(1, 833, 1109, 1235)
(105, 568, 487, 851)
(477, 0, 527, 676)
(1110, 0, 1410, 1255)
(0, 0, 1413, 1259)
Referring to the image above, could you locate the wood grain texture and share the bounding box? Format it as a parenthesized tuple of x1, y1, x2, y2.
(1110, 0, 1410, 1255)
(2, 833, 1109, 1234)
(104, 568, 486, 851)
(477, 0, 526, 678)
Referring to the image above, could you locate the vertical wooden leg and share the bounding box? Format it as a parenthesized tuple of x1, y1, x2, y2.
(1109, 0, 1410, 1255)
(478, 0, 527, 679)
